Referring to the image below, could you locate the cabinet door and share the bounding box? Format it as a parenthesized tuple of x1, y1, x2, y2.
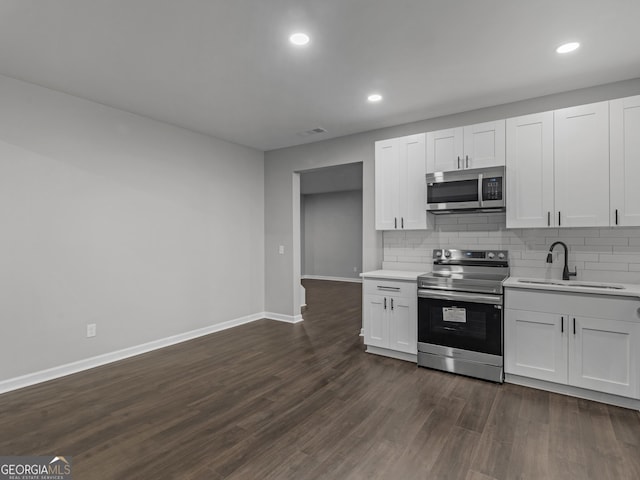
(504, 309, 568, 384)
(388, 296, 417, 354)
(426, 127, 463, 173)
(569, 316, 639, 398)
(554, 102, 610, 227)
(375, 138, 400, 230)
(506, 112, 555, 228)
(463, 120, 506, 169)
(399, 134, 427, 230)
(610, 95, 640, 226)
(363, 294, 388, 349)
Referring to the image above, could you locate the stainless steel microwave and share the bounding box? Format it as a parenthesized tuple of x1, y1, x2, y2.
(426, 166, 505, 214)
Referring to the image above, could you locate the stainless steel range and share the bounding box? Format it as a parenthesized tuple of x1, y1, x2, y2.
(417, 249, 510, 383)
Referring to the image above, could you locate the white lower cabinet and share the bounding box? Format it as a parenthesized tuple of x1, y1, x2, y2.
(505, 288, 640, 399)
(505, 309, 568, 384)
(570, 316, 639, 397)
(363, 279, 417, 356)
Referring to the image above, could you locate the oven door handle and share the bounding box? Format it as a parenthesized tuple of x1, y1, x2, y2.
(418, 289, 502, 305)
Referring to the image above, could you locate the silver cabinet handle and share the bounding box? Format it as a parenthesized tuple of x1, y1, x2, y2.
(377, 286, 401, 291)
(561, 316, 564, 333)
(384, 297, 387, 309)
(394, 217, 397, 229)
(615, 209, 619, 225)
(548, 211, 551, 227)
(457, 156, 461, 169)
(401, 217, 404, 229)
(558, 211, 561, 227)
(391, 298, 394, 310)
(466, 155, 469, 168)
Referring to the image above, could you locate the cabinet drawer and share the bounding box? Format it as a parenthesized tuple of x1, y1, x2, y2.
(363, 279, 416, 298)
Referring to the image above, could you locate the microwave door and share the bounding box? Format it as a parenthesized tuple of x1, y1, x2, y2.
(426, 178, 481, 211)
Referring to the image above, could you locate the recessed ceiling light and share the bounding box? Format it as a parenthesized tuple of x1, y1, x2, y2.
(367, 94, 383, 102)
(289, 32, 310, 46)
(556, 42, 580, 54)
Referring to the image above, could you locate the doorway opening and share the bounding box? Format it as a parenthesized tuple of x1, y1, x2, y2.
(294, 163, 363, 316)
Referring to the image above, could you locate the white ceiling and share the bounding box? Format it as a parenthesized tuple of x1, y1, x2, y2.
(1, 1, 640, 151)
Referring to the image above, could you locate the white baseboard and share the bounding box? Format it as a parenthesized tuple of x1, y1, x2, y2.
(505, 374, 640, 411)
(0, 312, 274, 396)
(264, 312, 304, 324)
(366, 346, 417, 363)
(302, 275, 362, 283)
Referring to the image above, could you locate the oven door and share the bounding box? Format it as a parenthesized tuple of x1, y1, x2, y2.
(417, 290, 502, 357)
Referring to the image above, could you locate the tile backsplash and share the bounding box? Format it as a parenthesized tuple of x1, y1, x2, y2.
(382, 213, 640, 284)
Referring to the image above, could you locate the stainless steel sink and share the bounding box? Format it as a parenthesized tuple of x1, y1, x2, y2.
(570, 283, 626, 290)
(517, 279, 625, 290)
(517, 279, 563, 286)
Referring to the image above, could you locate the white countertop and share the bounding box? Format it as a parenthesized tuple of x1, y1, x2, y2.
(504, 276, 640, 299)
(360, 270, 427, 281)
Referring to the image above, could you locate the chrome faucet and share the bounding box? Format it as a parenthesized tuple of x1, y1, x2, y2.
(546, 241, 577, 281)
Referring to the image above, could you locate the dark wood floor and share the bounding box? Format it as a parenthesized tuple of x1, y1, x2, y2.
(1, 279, 639, 479)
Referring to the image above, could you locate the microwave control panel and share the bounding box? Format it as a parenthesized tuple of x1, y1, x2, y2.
(482, 176, 503, 201)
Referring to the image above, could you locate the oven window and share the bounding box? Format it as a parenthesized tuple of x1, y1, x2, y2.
(427, 179, 479, 204)
(418, 297, 502, 355)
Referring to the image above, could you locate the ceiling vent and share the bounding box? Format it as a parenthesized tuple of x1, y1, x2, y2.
(298, 127, 327, 137)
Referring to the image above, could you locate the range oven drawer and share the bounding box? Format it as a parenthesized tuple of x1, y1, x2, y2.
(418, 351, 504, 383)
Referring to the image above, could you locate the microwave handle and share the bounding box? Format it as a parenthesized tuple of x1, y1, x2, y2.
(478, 173, 484, 208)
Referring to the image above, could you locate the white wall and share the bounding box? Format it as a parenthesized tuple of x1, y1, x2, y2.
(383, 213, 640, 283)
(303, 190, 363, 279)
(0, 75, 265, 382)
(264, 78, 640, 317)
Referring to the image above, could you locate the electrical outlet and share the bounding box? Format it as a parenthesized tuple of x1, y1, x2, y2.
(86, 323, 96, 338)
(278, 245, 285, 254)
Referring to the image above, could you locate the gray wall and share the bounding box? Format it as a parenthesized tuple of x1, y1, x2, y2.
(300, 162, 363, 194)
(303, 190, 363, 279)
(264, 77, 640, 317)
(0, 75, 265, 382)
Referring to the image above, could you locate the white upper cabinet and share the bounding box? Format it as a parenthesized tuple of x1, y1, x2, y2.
(427, 120, 505, 173)
(375, 134, 427, 230)
(426, 128, 463, 172)
(610, 95, 640, 226)
(463, 120, 506, 169)
(401, 134, 429, 229)
(554, 101, 610, 227)
(506, 112, 554, 228)
(375, 138, 400, 230)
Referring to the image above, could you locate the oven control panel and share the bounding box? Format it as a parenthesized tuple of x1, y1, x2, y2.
(433, 249, 508, 263)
